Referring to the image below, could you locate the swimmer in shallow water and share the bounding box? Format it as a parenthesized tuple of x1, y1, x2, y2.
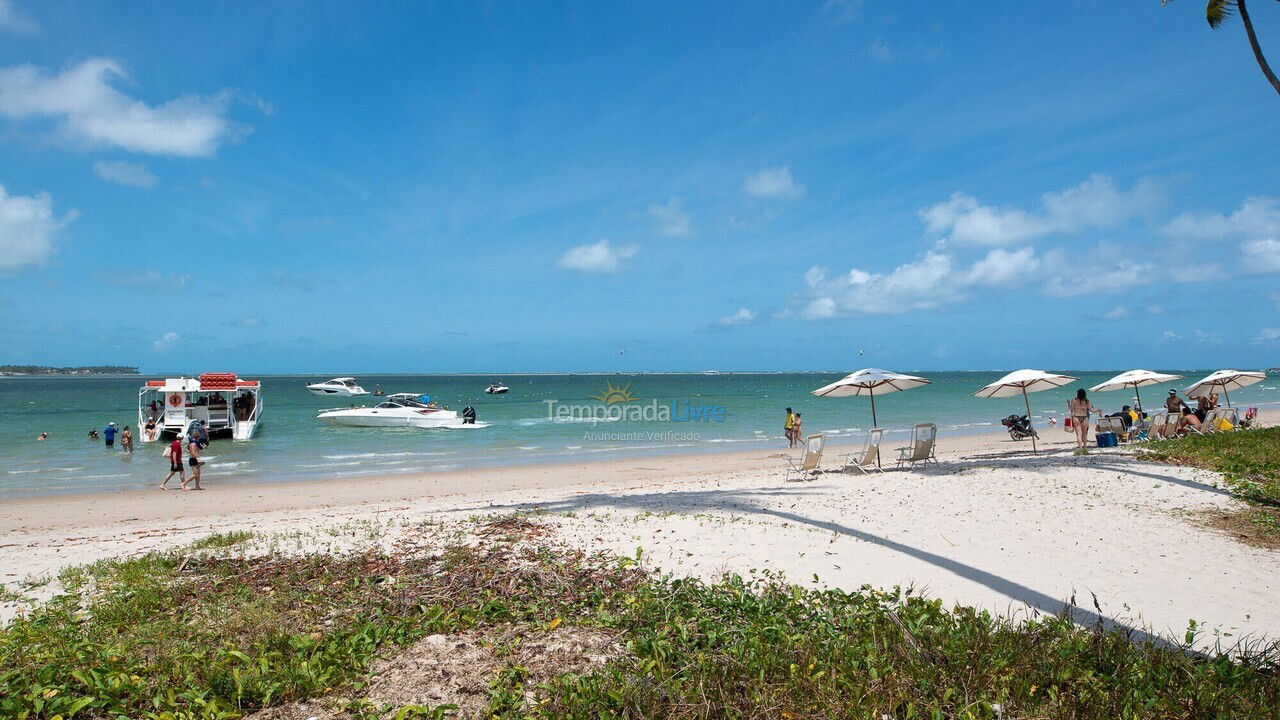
(37, 432, 48, 441)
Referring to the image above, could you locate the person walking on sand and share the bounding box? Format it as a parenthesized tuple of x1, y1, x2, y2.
(186, 435, 204, 490)
(792, 413, 803, 444)
(160, 437, 185, 489)
(784, 407, 795, 447)
(1067, 388, 1097, 451)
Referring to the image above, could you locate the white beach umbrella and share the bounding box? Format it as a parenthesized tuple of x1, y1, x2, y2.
(1088, 369, 1183, 412)
(1184, 369, 1266, 408)
(811, 368, 931, 428)
(973, 369, 1078, 454)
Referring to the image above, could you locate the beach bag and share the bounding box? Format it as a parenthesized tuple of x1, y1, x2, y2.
(1064, 417, 1073, 432)
(1216, 418, 1233, 431)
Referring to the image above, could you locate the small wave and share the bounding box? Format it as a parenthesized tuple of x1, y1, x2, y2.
(77, 473, 134, 480)
(6, 469, 41, 475)
(517, 446, 541, 451)
(206, 461, 250, 469)
(295, 461, 365, 469)
(321, 451, 452, 460)
(705, 438, 757, 444)
(564, 445, 582, 450)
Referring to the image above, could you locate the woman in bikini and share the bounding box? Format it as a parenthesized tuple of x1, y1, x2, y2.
(1067, 388, 1097, 450)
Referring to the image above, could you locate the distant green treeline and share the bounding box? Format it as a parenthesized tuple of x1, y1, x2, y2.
(0, 365, 140, 376)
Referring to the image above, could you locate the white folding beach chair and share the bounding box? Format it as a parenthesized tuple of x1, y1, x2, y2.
(1146, 412, 1167, 441)
(842, 428, 884, 475)
(1162, 413, 1183, 438)
(895, 423, 938, 470)
(1095, 416, 1128, 443)
(1196, 409, 1221, 435)
(784, 433, 825, 482)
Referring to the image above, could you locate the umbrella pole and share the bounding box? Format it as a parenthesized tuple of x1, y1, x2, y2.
(1024, 387, 1037, 455)
(1223, 387, 1232, 409)
(870, 387, 880, 468)
(1134, 384, 1142, 414)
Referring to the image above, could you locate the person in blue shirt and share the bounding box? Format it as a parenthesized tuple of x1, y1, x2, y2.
(103, 422, 118, 447)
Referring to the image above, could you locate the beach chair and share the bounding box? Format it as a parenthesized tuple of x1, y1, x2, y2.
(895, 423, 938, 469)
(1217, 407, 1240, 431)
(784, 433, 825, 482)
(1162, 413, 1183, 438)
(1199, 409, 1222, 435)
(841, 428, 884, 475)
(1095, 416, 1127, 443)
(1146, 412, 1167, 441)
(1240, 407, 1258, 429)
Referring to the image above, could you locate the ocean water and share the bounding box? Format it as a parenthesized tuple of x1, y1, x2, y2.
(1, 371, 1276, 498)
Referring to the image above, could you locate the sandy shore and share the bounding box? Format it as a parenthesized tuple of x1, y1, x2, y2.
(3, 413, 1278, 651)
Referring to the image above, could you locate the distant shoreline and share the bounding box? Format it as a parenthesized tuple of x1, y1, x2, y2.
(0, 366, 139, 377)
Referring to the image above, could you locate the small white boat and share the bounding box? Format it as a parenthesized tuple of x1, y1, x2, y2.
(485, 382, 510, 394)
(317, 393, 485, 429)
(307, 377, 369, 397)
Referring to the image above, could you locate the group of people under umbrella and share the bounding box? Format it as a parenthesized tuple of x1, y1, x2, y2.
(811, 367, 1266, 456)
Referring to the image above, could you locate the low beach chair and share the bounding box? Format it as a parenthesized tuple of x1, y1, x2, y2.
(1162, 413, 1182, 438)
(1240, 407, 1258, 429)
(784, 433, 825, 482)
(1146, 412, 1167, 441)
(1198, 409, 1222, 435)
(1094, 416, 1127, 443)
(895, 423, 938, 470)
(841, 428, 884, 475)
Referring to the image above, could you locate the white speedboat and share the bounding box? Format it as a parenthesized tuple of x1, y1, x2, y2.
(485, 382, 510, 394)
(317, 393, 484, 428)
(307, 377, 369, 396)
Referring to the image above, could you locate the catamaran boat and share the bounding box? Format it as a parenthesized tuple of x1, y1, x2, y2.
(316, 393, 485, 428)
(306, 377, 369, 396)
(485, 382, 510, 394)
(138, 373, 262, 442)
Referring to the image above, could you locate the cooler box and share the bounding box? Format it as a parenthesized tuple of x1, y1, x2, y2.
(1096, 432, 1118, 448)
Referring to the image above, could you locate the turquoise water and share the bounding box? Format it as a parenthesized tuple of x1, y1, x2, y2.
(2, 371, 1276, 498)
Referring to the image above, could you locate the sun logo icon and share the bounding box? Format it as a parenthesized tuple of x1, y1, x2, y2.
(590, 381, 637, 405)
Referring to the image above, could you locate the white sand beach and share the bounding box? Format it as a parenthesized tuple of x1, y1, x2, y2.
(3, 414, 1278, 652)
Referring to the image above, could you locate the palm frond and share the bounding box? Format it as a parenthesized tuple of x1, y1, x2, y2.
(1206, 0, 1237, 29)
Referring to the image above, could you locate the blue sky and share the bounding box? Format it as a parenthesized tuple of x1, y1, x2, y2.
(0, 0, 1277, 373)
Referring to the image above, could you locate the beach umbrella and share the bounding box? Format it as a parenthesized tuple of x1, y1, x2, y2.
(1088, 370, 1183, 413)
(1184, 369, 1266, 408)
(973, 369, 1078, 454)
(811, 368, 931, 428)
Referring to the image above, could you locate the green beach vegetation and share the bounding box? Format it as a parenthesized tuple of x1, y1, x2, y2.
(2, 517, 1278, 719)
(1141, 426, 1280, 542)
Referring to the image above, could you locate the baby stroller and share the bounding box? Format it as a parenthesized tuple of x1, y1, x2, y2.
(1002, 414, 1038, 441)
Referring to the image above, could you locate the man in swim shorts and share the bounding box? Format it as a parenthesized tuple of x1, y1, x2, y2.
(186, 435, 203, 490)
(161, 438, 185, 490)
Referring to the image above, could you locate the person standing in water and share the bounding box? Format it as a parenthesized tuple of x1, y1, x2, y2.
(120, 425, 134, 452)
(160, 437, 185, 489)
(103, 422, 117, 448)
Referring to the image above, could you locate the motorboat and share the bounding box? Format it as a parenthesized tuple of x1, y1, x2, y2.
(317, 393, 485, 429)
(485, 382, 510, 394)
(307, 377, 369, 396)
(138, 373, 262, 442)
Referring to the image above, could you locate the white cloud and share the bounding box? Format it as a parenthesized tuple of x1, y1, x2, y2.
(868, 39, 893, 63)
(1162, 196, 1280, 240)
(93, 160, 157, 188)
(1253, 327, 1280, 345)
(98, 269, 190, 290)
(961, 247, 1040, 287)
(0, 184, 74, 274)
(1161, 330, 1183, 342)
(1270, 291, 1280, 310)
(151, 331, 179, 352)
(648, 197, 690, 237)
(921, 175, 1159, 246)
(0, 0, 36, 33)
(743, 166, 803, 199)
(0, 58, 251, 157)
(1102, 307, 1129, 321)
(1194, 329, 1223, 346)
(1040, 247, 1155, 297)
(556, 239, 639, 273)
(801, 251, 961, 317)
(715, 308, 757, 327)
(1241, 238, 1280, 274)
